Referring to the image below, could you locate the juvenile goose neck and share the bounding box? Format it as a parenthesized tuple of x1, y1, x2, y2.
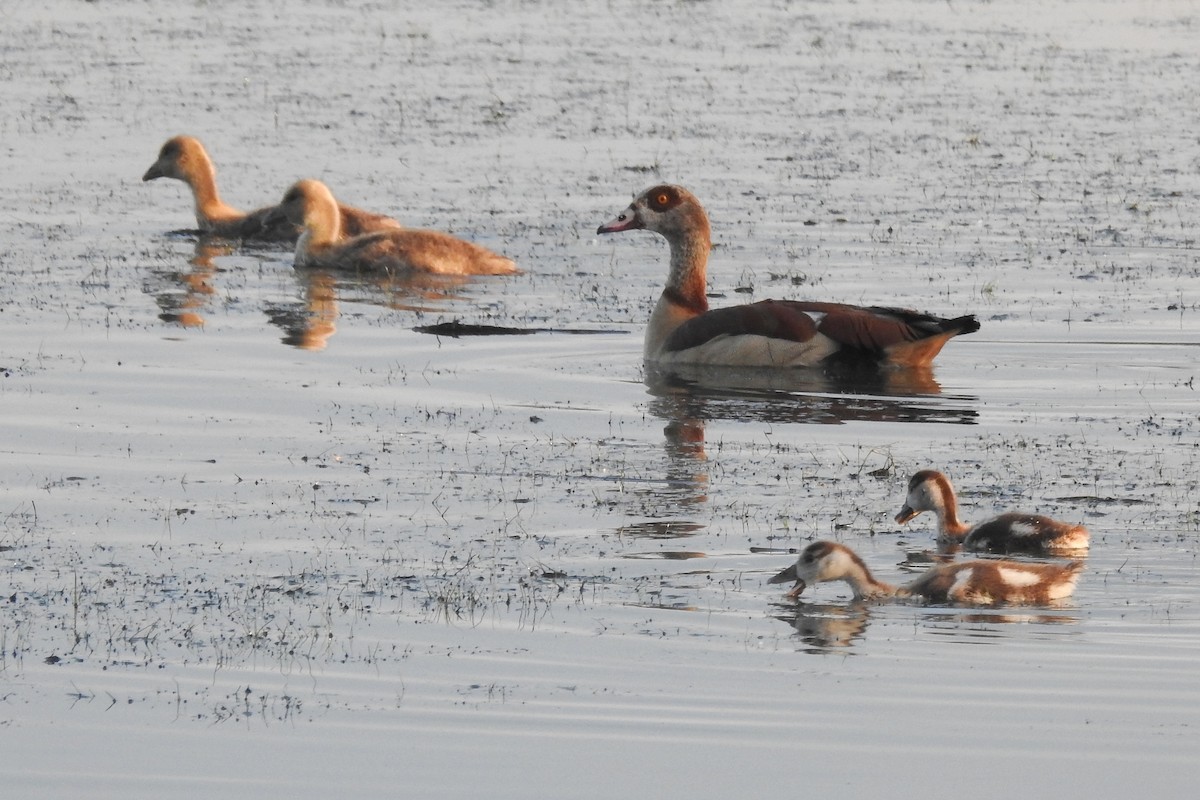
(843, 562, 899, 600)
(930, 479, 970, 538)
(303, 193, 344, 249)
(185, 152, 235, 223)
(825, 546, 899, 600)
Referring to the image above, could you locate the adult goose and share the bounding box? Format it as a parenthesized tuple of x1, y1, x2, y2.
(264, 179, 518, 276)
(895, 470, 1090, 555)
(142, 135, 400, 241)
(597, 185, 979, 368)
(768, 541, 1083, 606)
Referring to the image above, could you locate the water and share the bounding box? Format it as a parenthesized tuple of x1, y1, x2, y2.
(2, 0, 1199, 796)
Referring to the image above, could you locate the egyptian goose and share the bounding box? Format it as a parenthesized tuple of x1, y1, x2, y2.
(264, 179, 518, 276)
(896, 470, 1090, 555)
(768, 541, 1083, 606)
(597, 185, 980, 368)
(142, 135, 400, 241)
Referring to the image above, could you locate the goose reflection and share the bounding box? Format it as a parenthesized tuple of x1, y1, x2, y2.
(661, 416, 710, 507)
(144, 235, 471, 349)
(619, 412, 711, 518)
(770, 596, 1078, 653)
(645, 362, 977, 426)
(264, 267, 470, 351)
(919, 609, 1080, 631)
(771, 600, 872, 653)
(144, 237, 230, 329)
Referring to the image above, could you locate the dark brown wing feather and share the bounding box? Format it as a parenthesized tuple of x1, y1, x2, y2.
(239, 203, 397, 242)
(905, 564, 962, 603)
(340, 205, 401, 238)
(237, 205, 299, 242)
(663, 302, 819, 353)
(964, 513, 1063, 554)
(662, 299, 979, 360)
(817, 304, 979, 352)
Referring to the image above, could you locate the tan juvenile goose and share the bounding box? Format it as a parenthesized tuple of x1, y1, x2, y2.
(265, 179, 518, 275)
(597, 185, 979, 369)
(895, 470, 1090, 556)
(142, 135, 400, 241)
(768, 541, 1083, 606)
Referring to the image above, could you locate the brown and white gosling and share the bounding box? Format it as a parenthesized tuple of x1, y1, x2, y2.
(768, 541, 1083, 607)
(895, 470, 1090, 556)
(142, 135, 400, 241)
(264, 179, 517, 276)
(597, 184, 979, 369)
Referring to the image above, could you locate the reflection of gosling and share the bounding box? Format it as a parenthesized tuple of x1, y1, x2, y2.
(142, 135, 399, 241)
(597, 184, 978, 368)
(896, 470, 1090, 555)
(769, 541, 1083, 607)
(265, 179, 517, 276)
(779, 603, 870, 650)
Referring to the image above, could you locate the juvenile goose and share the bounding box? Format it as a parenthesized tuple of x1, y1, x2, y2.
(142, 135, 400, 241)
(265, 179, 517, 276)
(768, 541, 1083, 606)
(597, 185, 979, 368)
(896, 470, 1090, 555)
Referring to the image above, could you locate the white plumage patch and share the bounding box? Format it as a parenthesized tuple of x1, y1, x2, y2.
(949, 568, 979, 600)
(1008, 521, 1041, 539)
(662, 333, 838, 367)
(995, 566, 1044, 587)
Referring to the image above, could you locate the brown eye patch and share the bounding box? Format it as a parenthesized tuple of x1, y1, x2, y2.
(804, 542, 832, 563)
(646, 186, 678, 211)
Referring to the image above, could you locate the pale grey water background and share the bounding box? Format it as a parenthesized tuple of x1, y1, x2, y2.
(2, 1, 1199, 797)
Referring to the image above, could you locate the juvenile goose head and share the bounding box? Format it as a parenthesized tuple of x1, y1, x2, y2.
(143, 135, 254, 234)
(143, 135, 209, 183)
(269, 179, 341, 240)
(896, 470, 1090, 555)
(768, 541, 896, 601)
(261, 179, 402, 242)
(598, 185, 979, 368)
(895, 469, 967, 534)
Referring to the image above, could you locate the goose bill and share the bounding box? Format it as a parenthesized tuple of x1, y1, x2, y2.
(597, 209, 640, 234)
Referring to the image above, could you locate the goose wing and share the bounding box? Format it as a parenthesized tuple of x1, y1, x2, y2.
(663, 300, 978, 358)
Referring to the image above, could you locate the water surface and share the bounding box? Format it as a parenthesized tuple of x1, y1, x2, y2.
(2, 1, 1199, 797)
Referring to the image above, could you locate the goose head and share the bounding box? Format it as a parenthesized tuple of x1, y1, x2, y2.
(768, 541, 878, 599)
(597, 184, 710, 245)
(143, 135, 209, 183)
(895, 469, 955, 524)
(265, 179, 341, 236)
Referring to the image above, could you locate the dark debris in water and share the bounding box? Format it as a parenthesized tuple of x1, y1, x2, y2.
(413, 321, 627, 337)
(615, 521, 705, 539)
(1055, 495, 1153, 506)
(622, 551, 707, 560)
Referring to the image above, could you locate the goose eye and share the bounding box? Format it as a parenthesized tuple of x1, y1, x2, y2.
(655, 192, 670, 207)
